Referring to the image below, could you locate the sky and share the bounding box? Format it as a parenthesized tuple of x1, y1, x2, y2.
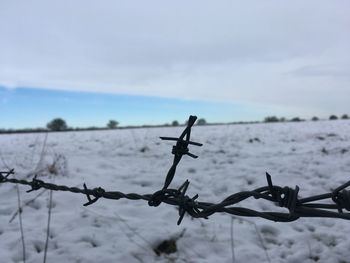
(0, 0, 349, 128)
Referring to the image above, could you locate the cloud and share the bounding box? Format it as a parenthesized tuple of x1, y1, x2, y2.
(288, 64, 350, 78)
(0, 0, 349, 116)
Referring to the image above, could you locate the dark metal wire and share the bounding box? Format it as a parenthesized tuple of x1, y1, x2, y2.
(1, 115, 350, 225)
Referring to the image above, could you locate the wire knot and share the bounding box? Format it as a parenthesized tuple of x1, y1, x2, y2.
(172, 143, 189, 157)
(27, 175, 44, 193)
(83, 183, 105, 206)
(93, 187, 105, 197)
(266, 172, 300, 218)
(148, 189, 167, 207)
(331, 180, 350, 213)
(160, 115, 203, 160)
(333, 189, 350, 212)
(277, 186, 300, 213)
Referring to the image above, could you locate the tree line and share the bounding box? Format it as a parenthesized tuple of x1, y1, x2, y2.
(264, 114, 349, 123)
(1, 114, 349, 134)
(45, 118, 208, 131)
(0, 118, 208, 133)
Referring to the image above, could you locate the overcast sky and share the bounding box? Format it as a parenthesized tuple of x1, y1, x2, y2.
(0, 0, 349, 123)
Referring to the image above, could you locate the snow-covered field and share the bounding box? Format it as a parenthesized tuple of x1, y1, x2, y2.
(1, 120, 350, 263)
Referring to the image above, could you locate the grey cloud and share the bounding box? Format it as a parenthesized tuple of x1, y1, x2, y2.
(288, 65, 350, 78)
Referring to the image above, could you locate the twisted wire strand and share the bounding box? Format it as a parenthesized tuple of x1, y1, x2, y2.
(1, 115, 350, 225)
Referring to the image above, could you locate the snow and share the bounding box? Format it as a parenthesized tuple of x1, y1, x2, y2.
(1, 120, 350, 263)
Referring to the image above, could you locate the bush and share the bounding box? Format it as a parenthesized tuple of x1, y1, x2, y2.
(290, 117, 302, 122)
(311, 116, 319, 121)
(107, 120, 119, 129)
(264, 116, 279, 123)
(341, 114, 349, 120)
(46, 118, 68, 131)
(329, 115, 338, 120)
(196, 118, 207, 125)
(172, 120, 179, 126)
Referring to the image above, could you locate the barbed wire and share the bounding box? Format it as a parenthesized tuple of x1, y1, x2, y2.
(1, 115, 350, 225)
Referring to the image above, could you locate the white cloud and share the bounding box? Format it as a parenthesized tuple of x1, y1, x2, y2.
(0, 0, 349, 116)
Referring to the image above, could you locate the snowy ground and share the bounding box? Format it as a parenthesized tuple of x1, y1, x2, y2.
(1, 120, 350, 263)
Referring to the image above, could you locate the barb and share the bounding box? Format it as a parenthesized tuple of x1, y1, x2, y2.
(26, 175, 45, 193)
(158, 115, 202, 190)
(1, 115, 350, 225)
(83, 183, 105, 206)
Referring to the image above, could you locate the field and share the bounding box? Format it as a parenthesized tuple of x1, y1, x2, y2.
(1, 120, 350, 263)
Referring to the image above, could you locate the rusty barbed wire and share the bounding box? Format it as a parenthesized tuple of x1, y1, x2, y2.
(1, 115, 350, 225)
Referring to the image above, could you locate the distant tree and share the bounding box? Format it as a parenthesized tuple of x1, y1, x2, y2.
(329, 115, 338, 120)
(196, 118, 207, 125)
(290, 117, 302, 122)
(107, 120, 119, 129)
(172, 120, 179, 126)
(341, 114, 349, 120)
(46, 118, 68, 131)
(311, 116, 319, 121)
(264, 116, 279, 123)
(279, 117, 286, 122)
